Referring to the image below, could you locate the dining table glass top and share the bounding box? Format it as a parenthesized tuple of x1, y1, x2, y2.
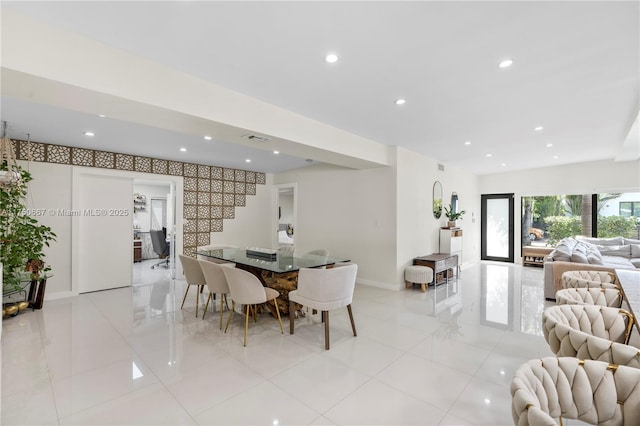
(196, 247, 349, 274)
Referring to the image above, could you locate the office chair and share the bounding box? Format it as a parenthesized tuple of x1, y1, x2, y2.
(150, 229, 170, 269)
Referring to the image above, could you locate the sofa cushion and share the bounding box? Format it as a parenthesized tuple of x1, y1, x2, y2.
(550, 237, 578, 261)
(632, 244, 640, 258)
(601, 255, 635, 269)
(631, 258, 640, 268)
(596, 244, 631, 258)
(577, 236, 624, 246)
(624, 238, 640, 245)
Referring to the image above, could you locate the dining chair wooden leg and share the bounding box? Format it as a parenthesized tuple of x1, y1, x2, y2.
(289, 301, 295, 334)
(347, 304, 357, 336)
(244, 305, 250, 346)
(323, 311, 330, 350)
(180, 285, 190, 310)
(274, 298, 284, 334)
(203, 293, 213, 319)
(224, 301, 236, 333)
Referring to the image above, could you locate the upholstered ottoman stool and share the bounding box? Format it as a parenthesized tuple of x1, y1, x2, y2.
(404, 265, 434, 292)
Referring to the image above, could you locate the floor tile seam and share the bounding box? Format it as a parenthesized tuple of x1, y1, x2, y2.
(372, 372, 470, 414)
(53, 378, 162, 422)
(424, 344, 492, 376)
(186, 375, 271, 420)
(81, 291, 130, 342)
(334, 376, 449, 422)
(439, 375, 489, 424)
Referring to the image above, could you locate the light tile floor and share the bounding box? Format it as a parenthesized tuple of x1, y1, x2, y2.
(2, 260, 582, 425)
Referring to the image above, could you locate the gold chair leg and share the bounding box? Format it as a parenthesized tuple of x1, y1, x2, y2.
(244, 305, 250, 347)
(224, 301, 236, 333)
(203, 293, 212, 320)
(323, 311, 330, 350)
(195, 286, 200, 317)
(274, 298, 284, 334)
(289, 300, 295, 334)
(347, 304, 357, 336)
(180, 285, 190, 310)
(219, 294, 225, 330)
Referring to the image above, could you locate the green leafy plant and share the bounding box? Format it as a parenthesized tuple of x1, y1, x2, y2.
(444, 204, 466, 221)
(0, 163, 56, 293)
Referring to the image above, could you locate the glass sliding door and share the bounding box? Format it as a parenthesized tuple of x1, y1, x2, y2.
(481, 194, 514, 262)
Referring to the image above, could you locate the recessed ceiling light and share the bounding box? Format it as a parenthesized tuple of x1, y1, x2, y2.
(553, 155, 559, 159)
(325, 53, 338, 63)
(486, 153, 492, 158)
(273, 150, 279, 155)
(464, 141, 471, 145)
(546, 143, 553, 148)
(179, 147, 187, 152)
(98, 114, 106, 118)
(498, 59, 513, 68)
(395, 98, 406, 105)
(84, 131, 95, 136)
(204, 135, 212, 140)
(501, 163, 506, 166)
(534, 126, 544, 131)
(245, 159, 251, 163)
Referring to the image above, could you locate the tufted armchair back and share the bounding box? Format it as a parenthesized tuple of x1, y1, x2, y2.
(511, 357, 640, 425)
(561, 270, 619, 290)
(555, 287, 623, 308)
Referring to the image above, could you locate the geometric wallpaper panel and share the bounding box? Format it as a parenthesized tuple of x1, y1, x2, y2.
(13, 140, 265, 258)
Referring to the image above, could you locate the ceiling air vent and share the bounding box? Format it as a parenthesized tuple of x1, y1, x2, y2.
(438, 163, 445, 171)
(242, 134, 270, 142)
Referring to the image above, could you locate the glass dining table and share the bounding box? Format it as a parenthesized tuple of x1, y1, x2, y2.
(196, 247, 350, 315)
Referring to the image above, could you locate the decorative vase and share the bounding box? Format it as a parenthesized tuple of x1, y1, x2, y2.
(447, 220, 456, 228)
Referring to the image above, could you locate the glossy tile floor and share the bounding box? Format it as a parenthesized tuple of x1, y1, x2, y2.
(2, 261, 562, 425)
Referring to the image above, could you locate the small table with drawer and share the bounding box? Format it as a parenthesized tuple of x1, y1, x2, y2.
(413, 253, 459, 286)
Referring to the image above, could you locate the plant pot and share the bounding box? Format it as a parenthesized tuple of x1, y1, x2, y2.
(447, 220, 456, 228)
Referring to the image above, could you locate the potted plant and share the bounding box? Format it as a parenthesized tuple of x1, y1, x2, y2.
(444, 204, 466, 228)
(0, 162, 56, 297)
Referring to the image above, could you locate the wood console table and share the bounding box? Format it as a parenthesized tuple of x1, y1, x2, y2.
(414, 253, 458, 286)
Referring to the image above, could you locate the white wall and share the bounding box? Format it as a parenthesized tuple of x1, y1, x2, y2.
(396, 148, 481, 281)
(133, 182, 171, 232)
(275, 163, 398, 289)
(279, 192, 294, 225)
(18, 161, 73, 298)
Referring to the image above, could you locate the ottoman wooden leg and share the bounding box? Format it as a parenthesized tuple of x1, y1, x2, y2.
(421, 283, 426, 292)
(405, 280, 411, 289)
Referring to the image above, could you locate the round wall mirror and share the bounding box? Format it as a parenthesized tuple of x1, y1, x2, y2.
(433, 181, 443, 219)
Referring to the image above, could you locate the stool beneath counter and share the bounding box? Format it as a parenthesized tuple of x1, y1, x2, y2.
(404, 265, 434, 292)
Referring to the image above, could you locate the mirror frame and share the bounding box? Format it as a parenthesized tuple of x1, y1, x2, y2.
(433, 181, 443, 219)
(451, 192, 459, 214)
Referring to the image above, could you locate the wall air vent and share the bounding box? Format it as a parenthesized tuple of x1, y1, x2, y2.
(242, 134, 270, 142)
(438, 163, 445, 171)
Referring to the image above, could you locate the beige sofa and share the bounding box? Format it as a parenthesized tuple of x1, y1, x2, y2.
(543, 236, 640, 299)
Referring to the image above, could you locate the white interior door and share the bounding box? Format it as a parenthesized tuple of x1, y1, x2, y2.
(75, 172, 133, 293)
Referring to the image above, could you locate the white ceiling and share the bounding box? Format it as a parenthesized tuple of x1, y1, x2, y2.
(1, 1, 639, 175)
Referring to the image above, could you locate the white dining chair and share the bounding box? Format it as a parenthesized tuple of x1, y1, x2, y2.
(221, 266, 284, 346)
(198, 260, 234, 329)
(178, 254, 207, 317)
(289, 263, 358, 350)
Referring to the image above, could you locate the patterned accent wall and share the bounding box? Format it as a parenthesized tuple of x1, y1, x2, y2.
(12, 140, 266, 258)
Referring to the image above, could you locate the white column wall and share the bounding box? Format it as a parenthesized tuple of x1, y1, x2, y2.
(275, 164, 398, 289)
(396, 147, 481, 287)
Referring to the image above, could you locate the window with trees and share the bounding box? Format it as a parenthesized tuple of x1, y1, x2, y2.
(521, 193, 640, 250)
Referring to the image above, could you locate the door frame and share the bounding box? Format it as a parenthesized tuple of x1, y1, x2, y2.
(481, 193, 515, 263)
